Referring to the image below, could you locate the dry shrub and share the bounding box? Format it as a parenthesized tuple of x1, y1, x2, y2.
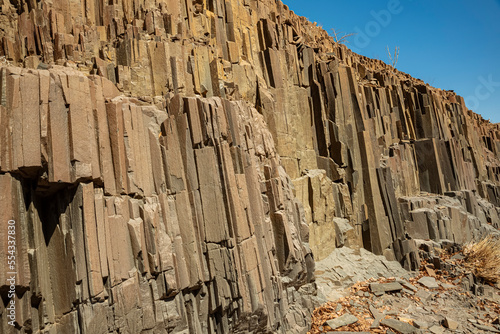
(463, 234, 500, 283)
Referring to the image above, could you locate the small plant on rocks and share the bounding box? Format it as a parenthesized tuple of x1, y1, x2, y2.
(330, 28, 357, 45)
(463, 235, 500, 284)
(386, 45, 399, 68)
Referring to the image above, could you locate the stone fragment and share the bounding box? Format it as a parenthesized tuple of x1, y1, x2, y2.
(413, 320, 429, 329)
(325, 314, 358, 330)
(398, 280, 417, 292)
(380, 318, 417, 334)
(429, 325, 445, 334)
(370, 282, 403, 295)
(415, 290, 432, 302)
(443, 317, 458, 330)
(474, 324, 500, 333)
(418, 277, 439, 289)
(440, 283, 455, 289)
(47, 73, 72, 183)
(334, 217, 354, 248)
(369, 305, 384, 329)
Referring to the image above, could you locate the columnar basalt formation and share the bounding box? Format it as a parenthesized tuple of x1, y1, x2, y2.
(0, 0, 499, 333)
(0, 67, 315, 333)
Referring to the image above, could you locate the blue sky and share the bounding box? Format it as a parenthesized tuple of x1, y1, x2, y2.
(286, 0, 500, 123)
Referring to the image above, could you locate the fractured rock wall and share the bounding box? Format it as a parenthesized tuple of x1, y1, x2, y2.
(0, 0, 499, 332)
(0, 67, 314, 333)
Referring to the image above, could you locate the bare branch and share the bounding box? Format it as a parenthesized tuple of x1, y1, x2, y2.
(331, 28, 357, 45)
(386, 45, 400, 68)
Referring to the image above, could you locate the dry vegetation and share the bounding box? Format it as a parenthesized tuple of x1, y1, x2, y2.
(308, 279, 390, 333)
(463, 235, 500, 284)
(0, 56, 11, 65)
(386, 45, 400, 69)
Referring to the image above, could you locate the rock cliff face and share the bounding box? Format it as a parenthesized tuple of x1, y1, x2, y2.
(0, 0, 499, 333)
(0, 67, 316, 333)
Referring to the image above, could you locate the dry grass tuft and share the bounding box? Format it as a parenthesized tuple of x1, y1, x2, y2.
(463, 235, 500, 283)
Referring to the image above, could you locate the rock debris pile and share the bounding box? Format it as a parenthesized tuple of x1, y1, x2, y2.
(310, 239, 500, 333)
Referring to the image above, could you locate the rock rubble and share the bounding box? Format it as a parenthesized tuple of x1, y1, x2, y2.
(310, 240, 500, 333)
